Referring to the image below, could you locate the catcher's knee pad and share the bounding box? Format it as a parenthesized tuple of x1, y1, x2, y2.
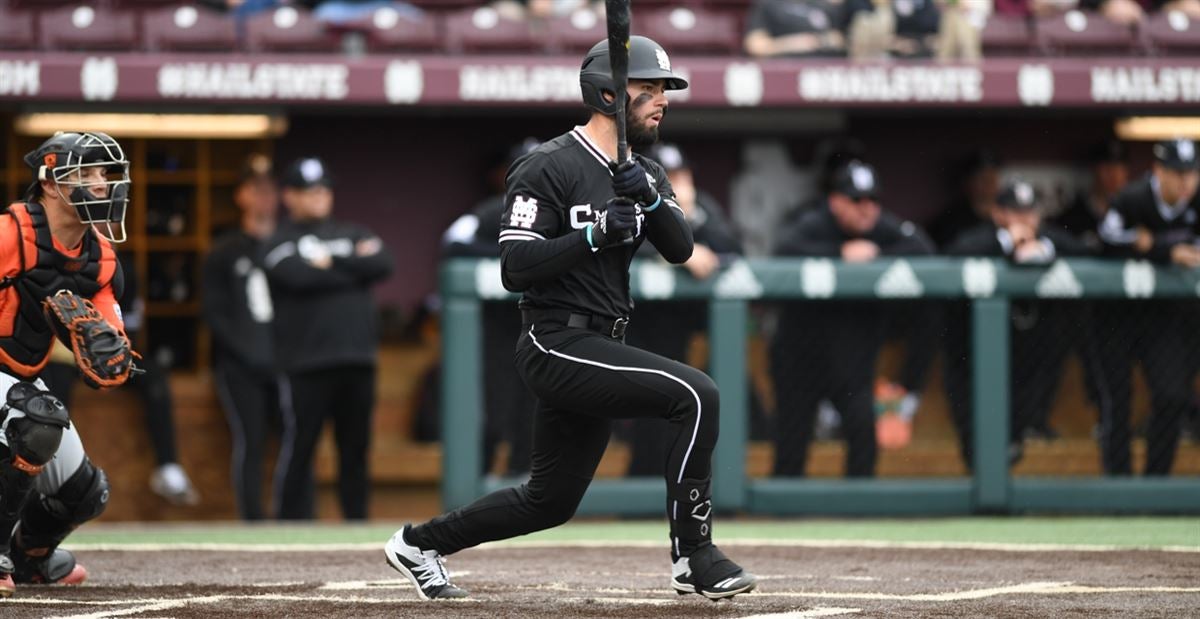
(3, 382, 70, 471)
(41, 458, 109, 526)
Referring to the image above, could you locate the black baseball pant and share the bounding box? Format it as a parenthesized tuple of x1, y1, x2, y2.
(276, 365, 375, 520)
(1094, 301, 1196, 476)
(410, 318, 720, 559)
(213, 355, 282, 521)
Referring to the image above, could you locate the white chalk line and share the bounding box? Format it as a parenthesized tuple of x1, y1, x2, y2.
(11, 579, 1200, 619)
(64, 539, 1200, 553)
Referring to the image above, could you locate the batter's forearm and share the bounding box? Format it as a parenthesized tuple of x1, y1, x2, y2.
(500, 232, 593, 291)
(645, 205, 693, 264)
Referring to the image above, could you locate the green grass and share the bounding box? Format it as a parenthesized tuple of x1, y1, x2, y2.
(71, 517, 1200, 549)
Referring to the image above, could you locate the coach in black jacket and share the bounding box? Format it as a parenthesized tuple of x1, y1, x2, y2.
(771, 160, 935, 477)
(264, 157, 394, 519)
(1094, 138, 1200, 476)
(943, 178, 1089, 468)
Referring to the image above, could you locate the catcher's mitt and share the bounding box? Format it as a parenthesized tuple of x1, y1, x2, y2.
(42, 290, 139, 390)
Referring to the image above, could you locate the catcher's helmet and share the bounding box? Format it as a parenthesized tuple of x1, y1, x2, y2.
(580, 35, 688, 116)
(24, 131, 131, 243)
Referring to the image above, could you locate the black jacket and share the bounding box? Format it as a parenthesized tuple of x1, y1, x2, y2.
(263, 216, 394, 372)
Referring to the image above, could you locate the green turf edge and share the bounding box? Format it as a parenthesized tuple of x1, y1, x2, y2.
(68, 517, 1200, 548)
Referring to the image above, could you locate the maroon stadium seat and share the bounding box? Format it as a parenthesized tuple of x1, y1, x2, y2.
(637, 6, 740, 54)
(244, 5, 339, 53)
(1142, 10, 1200, 56)
(1036, 10, 1139, 56)
(38, 4, 139, 51)
(980, 14, 1037, 57)
(545, 9, 606, 54)
(443, 6, 538, 54)
(0, 7, 36, 50)
(338, 5, 442, 53)
(143, 4, 236, 53)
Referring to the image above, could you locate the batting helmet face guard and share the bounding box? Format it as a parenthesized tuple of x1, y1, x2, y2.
(24, 132, 131, 243)
(580, 35, 689, 116)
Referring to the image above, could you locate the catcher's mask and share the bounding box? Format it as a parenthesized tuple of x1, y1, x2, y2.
(24, 131, 131, 243)
(579, 35, 688, 116)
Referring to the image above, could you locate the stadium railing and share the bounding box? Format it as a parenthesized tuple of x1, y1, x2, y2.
(439, 257, 1200, 515)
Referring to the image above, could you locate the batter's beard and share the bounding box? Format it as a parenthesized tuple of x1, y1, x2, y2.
(625, 93, 660, 148)
(625, 111, 659, 148)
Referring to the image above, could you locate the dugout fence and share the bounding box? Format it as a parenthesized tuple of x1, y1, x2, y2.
(439, 257, 1200, 515)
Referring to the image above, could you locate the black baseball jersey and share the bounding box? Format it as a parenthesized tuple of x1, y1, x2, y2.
(499, 127, 679, 319)
(202, 231, 275, 371)
(1099, 174, 1199, 263)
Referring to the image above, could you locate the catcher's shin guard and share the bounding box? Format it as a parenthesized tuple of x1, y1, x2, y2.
(0, 382, 70, 558)
(10, 458, 107, 584)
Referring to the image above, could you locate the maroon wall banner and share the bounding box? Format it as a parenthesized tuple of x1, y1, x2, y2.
(1, 53, 1197, 109)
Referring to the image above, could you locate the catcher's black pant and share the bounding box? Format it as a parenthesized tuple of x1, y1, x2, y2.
(410, 316, 720, 559)
(276, 365, 375, 520)
(213, 355, 282, 521)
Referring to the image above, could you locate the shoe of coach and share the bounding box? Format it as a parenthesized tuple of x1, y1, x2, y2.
(384, 524, 468, 600)
(672, 544, 758, 600)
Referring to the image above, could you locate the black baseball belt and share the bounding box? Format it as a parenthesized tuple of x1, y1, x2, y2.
(521, 308, 629, 339)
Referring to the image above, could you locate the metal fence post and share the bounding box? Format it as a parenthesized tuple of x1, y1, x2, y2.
(709, 298, 748, 512)
(971, 298, 1010, 512)
(441, 296, 482, 510)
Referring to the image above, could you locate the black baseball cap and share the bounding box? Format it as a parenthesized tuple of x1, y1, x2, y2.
(645, 143, 688, 172)
(996, 178, 1039, 211)
(282, 157, 333, 189)
(1154, 138, 1199, 171)
(832, 160, 880, 200)
(1088, 139, 1127, 164)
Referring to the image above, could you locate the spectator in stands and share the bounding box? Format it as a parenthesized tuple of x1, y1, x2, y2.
(201, 0, 291, 19)
(942, 178, 1088, 466)
(1082, 0, 1200, 26)
(622, 143, 744, 477)
(42, 254, 200, 507)
(993, 0, 1080, 17)
(928, 149, 1003, 250)
(743, 0, 849, 58)
(202, 155, 282, 521)
(770, 160, 935, 477)
(440, 138, 540, 480)
(1095, 138, 1200, 476)
(493, 0, 602, 21)
(312, 0, 422, 23)
(934, 0, 985, 61)
(844, 0, 942, 59)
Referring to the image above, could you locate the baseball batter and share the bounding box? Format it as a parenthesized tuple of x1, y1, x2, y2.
(384, 36, 757, 602)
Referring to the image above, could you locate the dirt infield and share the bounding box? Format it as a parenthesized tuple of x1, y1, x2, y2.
(2, 544, 1197, 618)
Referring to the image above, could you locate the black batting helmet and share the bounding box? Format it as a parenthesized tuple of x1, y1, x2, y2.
(580, 35, 688, 116)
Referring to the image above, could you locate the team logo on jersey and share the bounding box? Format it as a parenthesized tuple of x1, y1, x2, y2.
(510, 195, 539, 229)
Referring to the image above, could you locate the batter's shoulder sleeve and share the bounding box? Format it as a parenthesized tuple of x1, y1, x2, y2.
(500, 152, 567, 245)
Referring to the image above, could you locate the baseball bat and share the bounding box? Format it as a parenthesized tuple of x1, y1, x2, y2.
(606, 0, 631, 167)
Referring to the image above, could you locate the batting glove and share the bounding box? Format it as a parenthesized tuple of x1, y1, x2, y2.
(611, 160, 661, 211)
(587, 197, 638, 250)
